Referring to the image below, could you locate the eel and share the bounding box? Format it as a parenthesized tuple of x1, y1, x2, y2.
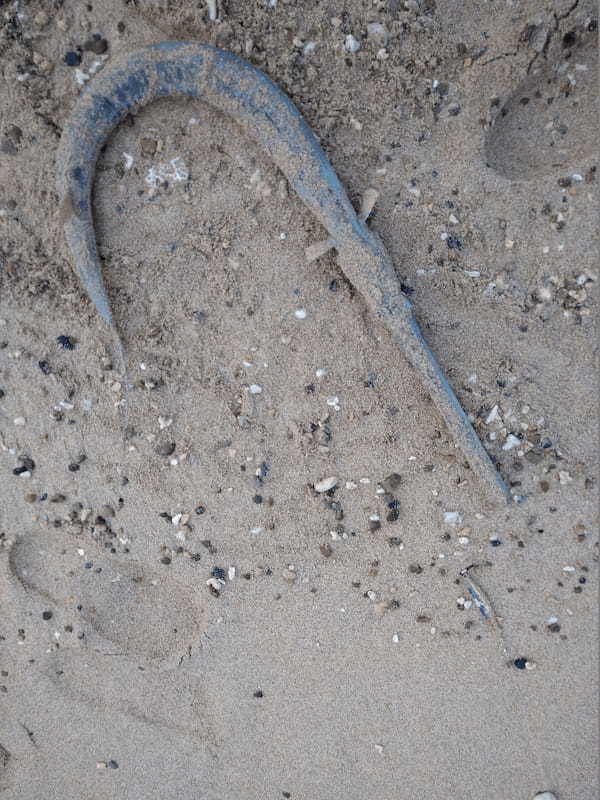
(55, 41, 508, 502)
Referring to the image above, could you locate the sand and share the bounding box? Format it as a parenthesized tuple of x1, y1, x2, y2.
(0, 1, 598, 798)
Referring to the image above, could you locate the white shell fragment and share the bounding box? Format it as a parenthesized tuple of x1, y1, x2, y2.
(359, 188, 379, 221)
(314, 476, 338, 493)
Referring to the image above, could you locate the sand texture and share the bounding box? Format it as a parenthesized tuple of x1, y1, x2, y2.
(0, 2, 598, 798)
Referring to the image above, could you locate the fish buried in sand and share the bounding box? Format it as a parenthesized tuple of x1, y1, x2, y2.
(55, 42, 508, 502)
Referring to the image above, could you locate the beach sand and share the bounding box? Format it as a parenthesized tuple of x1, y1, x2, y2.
(0, 1, 597, 798)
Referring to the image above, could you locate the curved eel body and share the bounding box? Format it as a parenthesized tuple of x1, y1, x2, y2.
(55, 42, 508, 502)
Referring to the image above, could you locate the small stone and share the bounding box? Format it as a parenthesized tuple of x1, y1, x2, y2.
(533, 793, 557, 800)
(409, 564, 423, 575)
(314, 476, 338, 493)
(294, 308, 307, 319)
(344, 34, 361, 52)
(320, 543, 333, 557)
(83, 35, 108, 54)
(140, 137, 158, 157)
(38, 360, 52, 375)
(63, 51, 81, 67)
(42, 610, 53, 621)
(253, 689, 264, 698)
(155, 441, 176, 456)
(107, 760, 119, 769)
(57, 335, 75, 350)
(381, 473, 402, 492)
(443, 511, 462, 526)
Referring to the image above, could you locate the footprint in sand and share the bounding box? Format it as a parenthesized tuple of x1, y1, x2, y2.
(485, 31, 597, 180)
(40, 648, 215, 742)
(7, 529, 206, 664)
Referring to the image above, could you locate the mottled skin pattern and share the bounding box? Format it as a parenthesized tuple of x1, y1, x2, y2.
(55, 42, 508, 502)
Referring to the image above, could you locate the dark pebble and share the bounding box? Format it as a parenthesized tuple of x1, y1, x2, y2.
(388, 537, 403, 547)
(160, 556, 172, 565)
(12, 466, 30, 476)
(68, 463, 80, 472)
(253, 689, 264, 698)
(63, 51, 81, 66)
(42, 610, 53, 620)
(38, 360, 52, 375)
(211, 567, 226, 580)
(57, 335, 75, 350)
(155, 441, 176, 456)
(107, 760, 119, 769)
(381, 473, 402, 492)
(319, 543, 333, 557)
(513, 657, 527, 670)
(386, 509, 400, 523)
(409, 564, 423, 575)
(253, 494, 263, 504)
(195, 505, 206, 515)
(547, 623, 561, 633)
(368, 519, 381, 532)
(83, 35, 108, 54)
(446, 236, 462, 250)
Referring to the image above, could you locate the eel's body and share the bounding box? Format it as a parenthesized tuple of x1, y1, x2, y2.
(55, 42, 508, 502)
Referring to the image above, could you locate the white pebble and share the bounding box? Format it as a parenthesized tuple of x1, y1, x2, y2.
(249, 384, 263, 394)
(294, 308, 307, 319)
(228, 566, 236, 581)
(443, 511, 462, 526)
(326, 396, 339, 407)
(250, 526, 265, 535)
(13, 417, 26, 426)
(314, 476, 338, 493)
(502, 434, 521, 451)
(533, 793, 557, 800)
(315, 368, 328, 378)
(344, 34, 361, 52)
